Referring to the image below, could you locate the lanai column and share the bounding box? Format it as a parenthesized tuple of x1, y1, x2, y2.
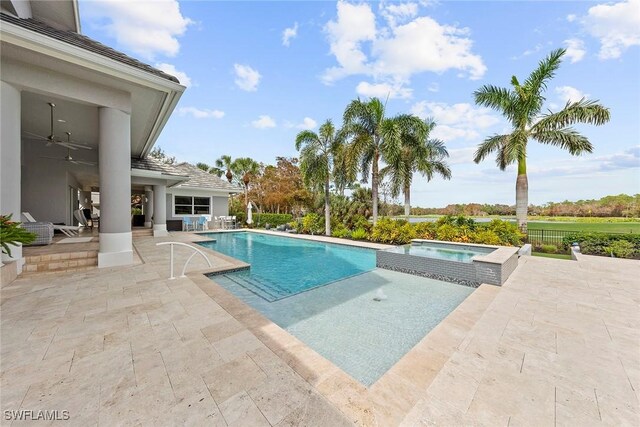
(153, 184, 168, 236)
(98, 107, 133, 267)
(144, 186, 153, 228)
(0, 81, 23, 271)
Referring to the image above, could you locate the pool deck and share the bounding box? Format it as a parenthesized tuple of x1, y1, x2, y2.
(1, 231, 638, 425)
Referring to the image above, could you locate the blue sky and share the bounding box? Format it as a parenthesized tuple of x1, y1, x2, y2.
(79, 0, 640, 207)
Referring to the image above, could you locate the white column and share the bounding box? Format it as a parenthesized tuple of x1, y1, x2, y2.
(152, 184, 168, 237)
(98, 107, 133, 267)
(144, 186, 153, 228)
(0, 81, 23, 272)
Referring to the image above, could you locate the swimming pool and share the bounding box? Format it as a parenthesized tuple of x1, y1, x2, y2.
(385, 242, 493, 263)
(198, 232, 474, 386)
(197, 232, 375, 301)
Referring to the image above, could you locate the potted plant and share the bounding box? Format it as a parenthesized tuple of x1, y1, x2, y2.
(1, 214, 36, 259)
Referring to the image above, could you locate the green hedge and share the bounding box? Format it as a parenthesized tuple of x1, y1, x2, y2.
(562, 232, 640, 258)
(253, 213, 293, 228)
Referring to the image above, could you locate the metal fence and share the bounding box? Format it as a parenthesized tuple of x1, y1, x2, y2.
(525, 229, 577, 246)
(525, 228, 630, 246)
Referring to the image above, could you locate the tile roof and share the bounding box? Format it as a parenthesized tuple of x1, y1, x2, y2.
(130, 157, 188, 177)
(173, 163, 243, 192)
(0, 13, 180, 84)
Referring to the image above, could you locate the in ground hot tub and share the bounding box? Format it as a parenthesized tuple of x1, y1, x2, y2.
(377, 239, 519, 286)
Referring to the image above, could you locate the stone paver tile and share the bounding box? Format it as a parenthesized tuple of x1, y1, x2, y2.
(275, 392, 352, 427)
(247, 371, 313, 426)
(555, 385, 603, 426)
(213, 329, 266, 362)
(421, 362, 479, 414)
(201, 318, 245, 344)
(316, 370, 375, 426)
(201, 354, 267, 403)
(219, 391, 270, 427)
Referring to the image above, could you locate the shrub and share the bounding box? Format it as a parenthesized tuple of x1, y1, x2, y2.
(331, 223, 351, 238)
(414, 221, 437, 239)
(483, 219, 524, 246)
(351, 228, 368, 240)
(608, 240, 635, 258)
(436, 223, 459, 242)
(562, 232, 640, 258)
(370, 217, 416, 244)
(471, 230, 502, 246)
(254, 213, 292, 228)
(301, 213, 325, 235)
(540, 244, 559, 254)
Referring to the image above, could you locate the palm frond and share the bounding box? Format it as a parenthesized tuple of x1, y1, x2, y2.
(532, 127, 594, 155)
(523, 48, 565, 95)
(473, 134, 510, 164)
(532, 99, 611, 131)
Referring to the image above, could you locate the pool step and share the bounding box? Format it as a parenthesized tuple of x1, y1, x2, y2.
(223, 273, 290, 302)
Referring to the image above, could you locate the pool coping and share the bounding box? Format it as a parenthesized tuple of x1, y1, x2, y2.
(183, 230, 502, 425)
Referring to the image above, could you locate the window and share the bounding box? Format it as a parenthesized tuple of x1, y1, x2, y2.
(174, 195, 210, 215)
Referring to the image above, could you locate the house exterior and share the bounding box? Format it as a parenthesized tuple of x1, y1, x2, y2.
(0, 0, 233, 273)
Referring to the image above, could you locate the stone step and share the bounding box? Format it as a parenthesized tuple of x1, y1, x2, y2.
(132, 228, 153, 237)
(23, 251, 98, 274)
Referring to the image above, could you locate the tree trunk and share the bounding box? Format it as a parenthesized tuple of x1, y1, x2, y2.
(404, 183, 411, 218)
(325, 176, 331, 236)
(372, 148, 379, 225)
(516, 158, 528, 233)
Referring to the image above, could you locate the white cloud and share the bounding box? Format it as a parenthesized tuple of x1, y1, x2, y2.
(83, 0, 192, 60)
(297, 117, 317, 129)
(356, 81, 413, 99)
(177, 107, 224, 119)
(512, 43, 544, 60)
(428, 82, 439, 92)
(155, 63, 192, 87)
(567, 14, 577, 22)
(233, 64, 262, 92)
(322, 1, 486, 86)
(411, 101, 501, 142)
(555, 86, 588, 104)
(380, 2, 419, 27)
(251, 115, 276, 129)
(282, 22, 299, 47)
(583, 0, 640, 59)
(563, 39, 586, 63)
(447, 147, 477, 165)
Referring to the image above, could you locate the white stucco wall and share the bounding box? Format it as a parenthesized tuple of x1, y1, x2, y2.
(165, 188, 230, 221)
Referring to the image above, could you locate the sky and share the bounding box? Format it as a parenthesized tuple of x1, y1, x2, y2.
(79, 0, 640, 207)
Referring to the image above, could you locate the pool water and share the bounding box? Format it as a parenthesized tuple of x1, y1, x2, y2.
(197, 232, 375, 301)
(199, 232, 474, 386)
(386, 243, 493, 263)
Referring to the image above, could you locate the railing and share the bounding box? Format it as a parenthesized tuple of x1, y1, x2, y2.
(525, 228, 630, 246)
(156, 242, 212, 279)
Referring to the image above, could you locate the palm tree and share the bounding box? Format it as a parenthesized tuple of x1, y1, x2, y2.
(215, 155, 234, 183)
(382, 119, 451, 217)
(343, 97, 422, 224)
(231, 157, 261, 207)
(473, 48, 610, 232)
(196, 162, 211, 172)
(295, 120, 344, 236)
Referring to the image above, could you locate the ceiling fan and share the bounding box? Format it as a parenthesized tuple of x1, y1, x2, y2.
(40, 147, 96, 166)
(23, 102, 92, 150)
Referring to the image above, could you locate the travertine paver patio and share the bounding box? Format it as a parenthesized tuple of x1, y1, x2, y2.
(1, 231, 639, 426)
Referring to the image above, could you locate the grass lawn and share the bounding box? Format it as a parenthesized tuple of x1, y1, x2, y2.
(527, 221, 640, 233)
(532, 252, 573, 260)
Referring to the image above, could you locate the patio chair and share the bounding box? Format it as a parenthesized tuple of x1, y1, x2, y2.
(212, 216, 221, 230)
(182, 217, 195, 231)
(22, 212, 80, 237)
(196, 216, 208, 231)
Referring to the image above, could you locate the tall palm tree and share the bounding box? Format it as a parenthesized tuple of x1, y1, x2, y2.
(382, 119, 451, 217)
(295, 119, 344, 236)
(343, 97, 422, 224)
(215, 155, 234, 183)
(231, 157, 261, 207)
(196, 162, 211, 172)
(473, 48, 610, 232)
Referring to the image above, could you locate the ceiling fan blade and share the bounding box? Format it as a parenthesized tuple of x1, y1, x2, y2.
(60, 141, 92, 150)
(39, 156, 66, 161)
(71, 160, 96, 166)
(22, 131, 48, 140)
(56, 142, 79, 151)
